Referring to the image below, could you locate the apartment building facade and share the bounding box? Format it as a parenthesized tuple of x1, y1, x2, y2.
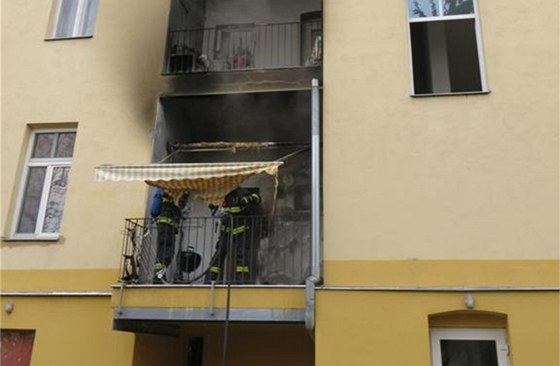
(1, 1, 558, 366)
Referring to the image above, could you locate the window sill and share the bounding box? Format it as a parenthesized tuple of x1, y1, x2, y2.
(44, 35, 93, 41)
(410, 90, 491, 97)
(2, 235, 60, 242)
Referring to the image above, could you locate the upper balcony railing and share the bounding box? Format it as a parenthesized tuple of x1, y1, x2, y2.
(163, 21, 322, 74)
(121, 214, 311, 285)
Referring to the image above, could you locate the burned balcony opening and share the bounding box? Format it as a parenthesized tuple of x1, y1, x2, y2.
(120, 90, 315, 285)
(164, 0, 322, 74)
(155, 91, 311, 162)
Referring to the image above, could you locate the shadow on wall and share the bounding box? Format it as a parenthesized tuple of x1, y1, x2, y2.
(101, 0, 172, 132)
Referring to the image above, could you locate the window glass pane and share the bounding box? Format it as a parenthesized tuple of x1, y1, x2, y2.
(42, 167, 71, 233)
(409, 0, 440, 18)
(443, 0, 474, 15)
(17, 167, 47, 233)
(54, 132, 76, 157)
(48, 0, 98, 39)
(32, 133, 56, 158)
(410, 19, 481, 94)
(441, 340, 499, 366)
(55, 0, 79, 38)
(444, 19, 481, 92)
(82, 0, 99, 36)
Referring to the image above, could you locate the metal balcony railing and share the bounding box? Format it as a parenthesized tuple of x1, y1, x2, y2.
(120, 214, 311, 285)
(163, 21, 322, 74)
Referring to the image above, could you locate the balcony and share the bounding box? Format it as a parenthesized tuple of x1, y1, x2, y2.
(112, 214, 311, 331)
(99, 79, 323, 328)
(163, 21, 322, 74)
(120, 215, 311, 286)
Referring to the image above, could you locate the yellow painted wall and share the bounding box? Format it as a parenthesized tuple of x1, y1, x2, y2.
(322, 0, 558, 260)
(1, 269, 118, 292)
(0, 296, 134, 366)
(315, 291, 559, 366)
(1, 0, 170, 269)
(324, 260, 559, 287)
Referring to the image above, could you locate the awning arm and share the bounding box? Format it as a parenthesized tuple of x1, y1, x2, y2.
(157, 149, 182, 163)
(275, 147, 310, 162)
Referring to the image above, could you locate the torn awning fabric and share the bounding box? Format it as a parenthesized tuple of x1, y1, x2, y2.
(94, 162, 283, 204)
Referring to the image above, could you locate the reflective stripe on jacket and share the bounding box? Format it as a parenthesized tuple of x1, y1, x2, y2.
(220, 224, 248, 235)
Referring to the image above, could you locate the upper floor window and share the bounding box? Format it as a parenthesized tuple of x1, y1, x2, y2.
(45, 0, 99, 40)
(407, 0, 488, 95)
(12, 129, 76, 240)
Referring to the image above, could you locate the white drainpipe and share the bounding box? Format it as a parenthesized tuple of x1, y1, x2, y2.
(306, 78, 322, 334)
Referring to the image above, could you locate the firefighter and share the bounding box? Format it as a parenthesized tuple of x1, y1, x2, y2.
(150, 188, 188, 284)
(205, 187, 262, 283)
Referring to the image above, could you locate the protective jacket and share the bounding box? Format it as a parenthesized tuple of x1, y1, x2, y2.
(207, 187, 262, 283)
(150, 188, 181, 228)
(221, 187, 261, 235)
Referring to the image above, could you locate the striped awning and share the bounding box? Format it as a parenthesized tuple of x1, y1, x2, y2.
(94, 162, 282, 204)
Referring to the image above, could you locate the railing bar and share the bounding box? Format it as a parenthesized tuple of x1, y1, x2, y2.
(263, 25, 267, 67)
(201, 217, 209, 282)
(241, 31, 246, 70)
(269, 25, 274, 68)
(268, 25, 273, 67)
(278, 24, 283, 66)
(292, 23, 296, 65)
(280, 25, 288, 66)
(283, 23, 287, 66)
(274, 25, 278, 67)
(283, 24, 288, 66)
(120, 215, 312, 285)
(201, 29, 207, 62)
(272, 24, 276, 67)
(252, 217, 257, 283)
(186, 220, 193, 281)
(138, 228, 145, 279)
(180, 31, 186, 72)
(120, 221, 128, 280)
(187, 219, 193, 281)
(195, 217, 199, 281)
(284, 25, 292, 65)
(289, 23, 294, 66)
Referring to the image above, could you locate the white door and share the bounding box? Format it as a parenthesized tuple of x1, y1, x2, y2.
(430, 328, 509, 366)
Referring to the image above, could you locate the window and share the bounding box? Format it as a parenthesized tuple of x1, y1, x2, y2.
(46, 0, 99, 39)
(407, 0, 487, 95)
(12, 129, 76, 239)
(430, 328, 509, 366)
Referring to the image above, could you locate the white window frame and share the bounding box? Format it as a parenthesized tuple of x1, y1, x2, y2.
(10, 128, 76, 241)
(406, 0, 489, 96)
(430, 328, 509, 366)
(45, 0, 99, 40)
